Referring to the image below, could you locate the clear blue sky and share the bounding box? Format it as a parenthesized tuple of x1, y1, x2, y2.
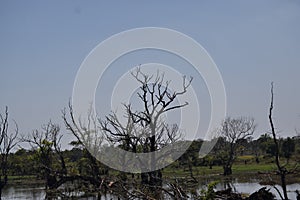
(1, 1, 300, 148)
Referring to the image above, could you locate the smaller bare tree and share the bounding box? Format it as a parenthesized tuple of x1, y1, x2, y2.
(268, 83, 289, 200)
(0, 106, 18, 198)
(217, 117, 256, 175)
(23, 121, 67, 190)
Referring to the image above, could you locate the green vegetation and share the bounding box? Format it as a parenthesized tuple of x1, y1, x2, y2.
(0, 131, 298, 200)
(200, 181, 218, 200)
(5, 138, 299, 184)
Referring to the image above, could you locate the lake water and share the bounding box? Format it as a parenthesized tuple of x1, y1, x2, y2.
(214, 181, 300, 200)
(2, 184, 113, 200)
(2, 181, 300, 199)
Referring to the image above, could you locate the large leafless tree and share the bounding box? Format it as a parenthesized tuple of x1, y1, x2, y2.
(100, 68, 192, 186)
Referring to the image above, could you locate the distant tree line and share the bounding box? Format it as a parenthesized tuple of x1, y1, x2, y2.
(3, 134, 299, 176)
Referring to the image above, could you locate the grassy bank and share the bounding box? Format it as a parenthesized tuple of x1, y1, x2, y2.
(163, 163, 277, 177)
(163, 162, 300, 185)
(6, 161, 300, 186)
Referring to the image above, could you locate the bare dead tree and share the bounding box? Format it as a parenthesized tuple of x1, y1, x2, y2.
(268, 83, 288, 200)
(22, 121, 68, 189)
(100, 68, 192, 187)
(0, 106, 18, 199)
(132, 68, 192, 186)
(62, 102, 105, 187)
(217, 117, 256, 175)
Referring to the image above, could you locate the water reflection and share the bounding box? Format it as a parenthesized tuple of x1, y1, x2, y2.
(214, 181, 300, 200)
(2, 184, 45, 200)
(3, 181, 300, 199)
(2, 184, 116, 200)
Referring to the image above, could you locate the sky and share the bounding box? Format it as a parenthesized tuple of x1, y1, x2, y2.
(0, 1, 300, 148)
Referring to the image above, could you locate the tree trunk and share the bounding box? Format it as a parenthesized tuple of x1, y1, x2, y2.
(280, 172, 288, 200)
(141, 172, 149, 185)
(47, 174, 58, 190)
(223, 165, 232, 176)
(149, 170, 162, 187)
(188, 162, 197, 182)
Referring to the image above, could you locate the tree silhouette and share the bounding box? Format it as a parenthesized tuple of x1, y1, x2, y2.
(101, 68, 192, 186)
(216, 117, 256, 175)
(0, 106, 18, 198)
